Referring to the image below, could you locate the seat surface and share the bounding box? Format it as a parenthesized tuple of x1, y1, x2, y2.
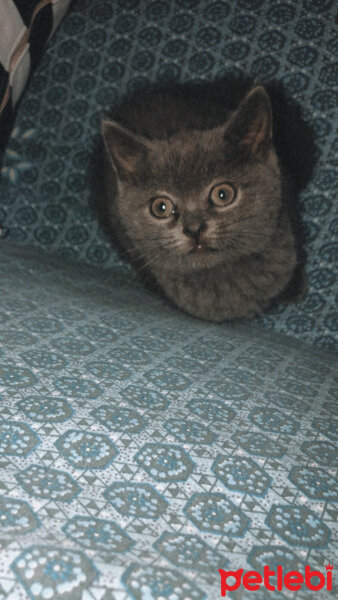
(0, 243, 336, 599)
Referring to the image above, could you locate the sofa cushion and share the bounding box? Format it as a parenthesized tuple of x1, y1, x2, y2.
(0, 0, 71, 159)
(0, 242, 336, 599)
(0, 0, 337, 351)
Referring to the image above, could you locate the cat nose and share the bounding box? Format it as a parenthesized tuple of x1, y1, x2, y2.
(183, 222, 207, 241)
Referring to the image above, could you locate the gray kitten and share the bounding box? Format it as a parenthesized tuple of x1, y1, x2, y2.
(96, 82, 301, 322)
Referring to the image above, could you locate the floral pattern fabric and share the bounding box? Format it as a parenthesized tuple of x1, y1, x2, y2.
(0, 0, 337, 350)
(0, 0, 337, 597)
(0, 243, 336, 599)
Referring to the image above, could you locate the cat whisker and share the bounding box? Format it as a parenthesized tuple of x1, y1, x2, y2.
(217, 214, 263, 230)
(124, 246, 145, 257)
(132, 234, 177, 243)
(125, 240, 184, 266)
(125, 239, 174, 254)
(208, 231, 275, 246)
(137, 250, 171, 272)
(226, 233, 273, 241)
(234, 232, 295, 249)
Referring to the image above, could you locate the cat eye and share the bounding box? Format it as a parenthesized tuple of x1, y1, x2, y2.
(209, 182, 236, 207)
(150, 196, 175, 219)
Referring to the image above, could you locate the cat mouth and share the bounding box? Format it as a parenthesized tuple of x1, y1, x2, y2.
(190, 244, 218, 254)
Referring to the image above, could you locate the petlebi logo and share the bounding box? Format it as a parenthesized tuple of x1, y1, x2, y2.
(219, 563, 333, 596)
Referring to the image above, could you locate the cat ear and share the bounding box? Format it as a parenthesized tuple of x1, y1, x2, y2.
(225, 86, 272, 157)
(101, 120, 150, 176)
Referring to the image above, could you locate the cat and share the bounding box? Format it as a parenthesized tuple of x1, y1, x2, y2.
(92, 78, 311, 322)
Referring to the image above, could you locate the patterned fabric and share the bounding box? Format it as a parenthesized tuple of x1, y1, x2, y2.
(0, 0, 71, 158)
(0, 0, 337, 350)
(0, 243, 337, 600)
(0, 4, 337, 595)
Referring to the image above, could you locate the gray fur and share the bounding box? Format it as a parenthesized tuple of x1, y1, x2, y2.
(97, 84, 298, 321)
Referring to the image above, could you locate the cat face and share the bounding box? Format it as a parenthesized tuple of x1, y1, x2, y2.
(102, 87, 282, 273)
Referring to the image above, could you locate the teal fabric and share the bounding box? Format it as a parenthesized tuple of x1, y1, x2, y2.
(0, 1, 337, 598)
(0, 0, 337, 350)
(0, 243, 337, 600)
